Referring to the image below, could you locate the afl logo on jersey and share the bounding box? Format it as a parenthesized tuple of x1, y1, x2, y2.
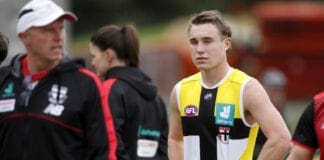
(184, 105, 199, 117)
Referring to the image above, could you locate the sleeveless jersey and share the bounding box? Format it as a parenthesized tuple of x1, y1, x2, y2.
(176, 69, 259, 160)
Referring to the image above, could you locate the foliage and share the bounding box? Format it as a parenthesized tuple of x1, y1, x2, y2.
(72, 0, 229, 35)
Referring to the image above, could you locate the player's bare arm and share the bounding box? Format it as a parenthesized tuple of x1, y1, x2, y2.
(243, 78, 291, 160)
(168, 85, 184, 160)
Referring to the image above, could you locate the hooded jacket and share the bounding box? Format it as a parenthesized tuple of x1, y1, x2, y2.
(0, 54, 117, 160)
(103, 67, 168, 160)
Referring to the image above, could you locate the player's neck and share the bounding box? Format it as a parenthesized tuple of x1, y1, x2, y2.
(201, 63, 230, 87)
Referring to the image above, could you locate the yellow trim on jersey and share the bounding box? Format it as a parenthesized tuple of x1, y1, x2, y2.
(179, 72, 202, 117)
(216, 69, 259, 159)
(215, 69, 248, 118)
(240, 126, 259, 159)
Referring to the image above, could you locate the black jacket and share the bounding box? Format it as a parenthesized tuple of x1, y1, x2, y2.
(0, 54, 117, 160)
(104, 67, 168, 160)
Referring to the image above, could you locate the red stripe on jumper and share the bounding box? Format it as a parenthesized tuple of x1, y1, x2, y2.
(0, 113, 82, 133)
(28, 113, 83, 133)
(79, 68, 117, 160)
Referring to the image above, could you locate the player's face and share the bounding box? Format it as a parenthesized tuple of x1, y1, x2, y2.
(188, 23, 231, 71)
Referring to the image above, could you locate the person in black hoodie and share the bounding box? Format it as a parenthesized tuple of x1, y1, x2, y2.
(89, 25, 169, 160)
(0, 0, 117, 159)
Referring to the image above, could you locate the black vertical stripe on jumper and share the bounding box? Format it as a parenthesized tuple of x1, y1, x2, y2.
(200, 88, 218, 160)
(181, 87, 218, 160)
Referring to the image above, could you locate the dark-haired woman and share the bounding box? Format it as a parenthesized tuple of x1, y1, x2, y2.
(89, 25, 168, 160)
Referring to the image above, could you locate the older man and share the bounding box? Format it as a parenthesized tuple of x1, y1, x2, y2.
(0, 0, 117, 159)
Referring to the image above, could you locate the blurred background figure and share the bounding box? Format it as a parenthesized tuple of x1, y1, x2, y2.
(260, 68, 287, 117)
(0, 32, 8, 65)
(254, 67, 288, 159)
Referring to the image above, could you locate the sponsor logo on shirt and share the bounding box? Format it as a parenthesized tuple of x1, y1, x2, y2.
(204, 92, 213, 100)
(184, 105, 199, 117)
(2, 82, 15, 98)
(137, 126, 160, 158)
(138, 126, 161, 138)
(137, 139, 158, 158)
(43, 84, 68, 116)
(215, 103, 235, 126)
(0, 99, 15, 113)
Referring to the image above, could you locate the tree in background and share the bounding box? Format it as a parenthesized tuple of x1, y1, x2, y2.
(72, 0, 231, 35)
